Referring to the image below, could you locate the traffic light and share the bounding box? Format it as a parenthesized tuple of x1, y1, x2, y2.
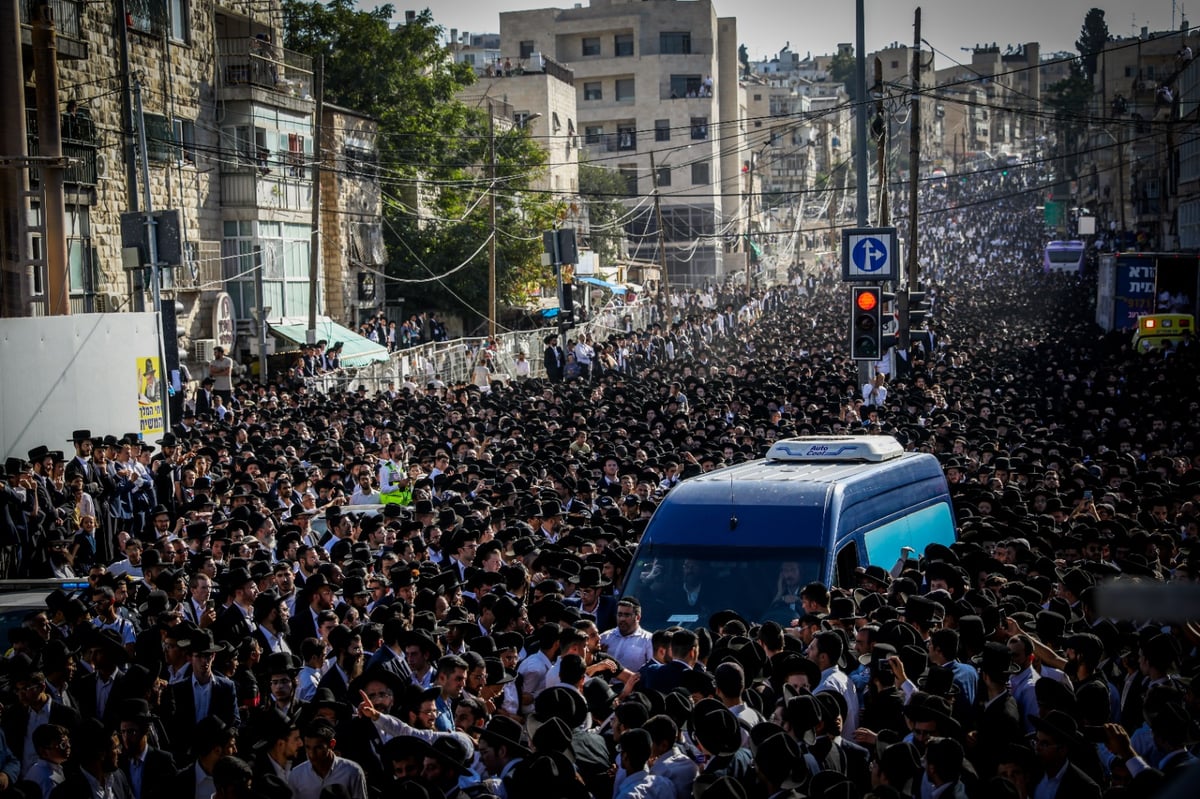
(850, 286, 882, 360)
(907, 290, 930, 327)
(560, 283, 575, 330)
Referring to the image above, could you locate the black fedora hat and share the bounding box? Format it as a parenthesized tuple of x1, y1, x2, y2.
(179, 628, 223, 655)
(480, 715, 531, 758)
(568, 566, 610, 589)
(68, 429, 92, 442)
(1030, 709, 1085, 747)
(973, 640, 1018, 676)
(689, 698, 742, 757)
(421, 735, 474, 775)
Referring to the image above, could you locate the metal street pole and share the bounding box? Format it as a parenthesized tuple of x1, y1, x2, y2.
(488, 101, 497, 338)
(32, 5, 68, 316)
(308, 54, 322, 335)
(133, 77, 171, 428)
(855, 0, 869, 227)
(900, 7, 922, 352)
(649, 149, 670, 314)
(254, 245, 268, 385)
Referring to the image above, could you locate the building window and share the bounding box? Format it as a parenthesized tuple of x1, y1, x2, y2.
(520, 41, 535, 59)
(222, 220, 311, 319)
(615, 78, 635, 102)
(168, 0, 188, 41)
(655, 119, 671, 141)
(127, 0, 167, 36)
(584, 125, 603, 145)
(143, 113, 174, 163)
(584, 82, 602, 101)
(172, 118, 196, 163)
(690, 116, 708, 140)
(753, 93, 762, 101)
(614, 33, 634, 57)
(619, 165, 638, 196)
(656, 166, 672, 187)
(582, 37, 600, 57)
(670, 74, 702, 98)
(617, 124, 637, 151)
(660, 31, 692, 55)
(691, 160, 709, 185)
(891, 60, 899, 69)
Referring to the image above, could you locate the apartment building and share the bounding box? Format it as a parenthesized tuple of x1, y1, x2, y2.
(1080, 26, 1198, 245)
(4, 0, 382, 369)
(499, 0, 745, 288)
(457, 53, 581, 198)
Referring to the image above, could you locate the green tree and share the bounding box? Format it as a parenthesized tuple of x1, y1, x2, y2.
(579, 163, 631, 267)
(738, 43, 751, 78)
(284, 1, 558, 328)
(1046, 60, 1093, 180)
(1076, 8, 1110, 80)
(829, 47, 857, 101)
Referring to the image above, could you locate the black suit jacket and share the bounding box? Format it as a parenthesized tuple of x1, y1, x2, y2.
(287, 606, 320, 652)
(1050, 762, 1102, 799)
(972, 692, 1023, 778)
(320, 665, 350, 704)
(51, 765, 133, 799)
(120, 746, 177, 799)
(211, 603, 255, 646)
(0, 699, 80, 761)
(160, 675, 240, 758)
(70, 671, 119, 727)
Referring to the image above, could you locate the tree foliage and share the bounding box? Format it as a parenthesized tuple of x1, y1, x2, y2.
(738, 43, 751, 78)
(829, 48, 857, 101)
(283, 1, 559, 327)
(1076, 8, 1110, 80)
(579, 163, 631, 268)
(1046, 60, 1093, 179)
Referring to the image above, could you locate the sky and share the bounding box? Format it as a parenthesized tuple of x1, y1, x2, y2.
(382, 0, 1183, 63)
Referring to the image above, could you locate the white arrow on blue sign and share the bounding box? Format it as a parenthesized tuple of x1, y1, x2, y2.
(841, 227, 898, 282)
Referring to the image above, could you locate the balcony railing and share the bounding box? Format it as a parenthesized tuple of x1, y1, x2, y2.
(19, 0, 87, 58)
(220, 167, 312, 212)
(584, 133, 637, 153)
(473, 52, 575, 86)
(26, 108, 99, 186)
(217, 37, 313, 100)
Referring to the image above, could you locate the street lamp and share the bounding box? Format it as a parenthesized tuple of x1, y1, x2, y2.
(746, 137, 774, 292)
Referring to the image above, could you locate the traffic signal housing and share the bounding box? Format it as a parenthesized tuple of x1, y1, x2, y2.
(850, 286, 882, 360)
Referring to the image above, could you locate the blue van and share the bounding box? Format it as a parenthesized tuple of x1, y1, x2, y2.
(620, 436, 956, 630)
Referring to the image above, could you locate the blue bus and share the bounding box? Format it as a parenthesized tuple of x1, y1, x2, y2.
(1044, 240, 1086, 274)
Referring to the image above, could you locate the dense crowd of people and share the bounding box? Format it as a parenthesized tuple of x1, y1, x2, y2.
(0, 165, 1198, 799)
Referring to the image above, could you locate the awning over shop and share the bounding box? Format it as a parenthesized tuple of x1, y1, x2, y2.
(579, 276, 627, 293)
(269, 317, 389, 368)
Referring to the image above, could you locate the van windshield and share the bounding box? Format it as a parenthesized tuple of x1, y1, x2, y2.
(621, 545, 825, 631)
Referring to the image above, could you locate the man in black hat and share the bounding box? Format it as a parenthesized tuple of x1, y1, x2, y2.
(569, 566, 616, 631)
(2, 665, 80, 772)
(251, 708, 302, 785)
(969, 641, 1022, 778)
(544, 334, 564, 383)
(116, 698, 176, 799)
(160, 629, 240, 758)
(1029, 710, 1101, 799)
(211, 567, 258, 645)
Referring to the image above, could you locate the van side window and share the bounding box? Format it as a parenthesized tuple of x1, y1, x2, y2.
(836, 542, 859, 588)
(862, 504, 955, 568)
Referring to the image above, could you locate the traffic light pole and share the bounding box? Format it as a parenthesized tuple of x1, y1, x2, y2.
(134, 78, 171, 430)
(898, 7, 921, 352)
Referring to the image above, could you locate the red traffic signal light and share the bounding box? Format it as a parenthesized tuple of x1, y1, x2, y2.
(850, 286, 882, 360)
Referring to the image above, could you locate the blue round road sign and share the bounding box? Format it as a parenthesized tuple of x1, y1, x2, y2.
(851, 237, 888, 273)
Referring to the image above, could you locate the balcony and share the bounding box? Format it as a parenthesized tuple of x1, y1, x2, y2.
(219, 166, 312, 213)
(26, 109, 99, 187)
(583, 133, 637, 154)
(472, 52, 574, 86)
(19, 0, 88, 59)
(217, 37, 313, 104)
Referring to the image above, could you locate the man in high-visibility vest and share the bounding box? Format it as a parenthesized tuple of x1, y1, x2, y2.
(377, 443, 411, 506)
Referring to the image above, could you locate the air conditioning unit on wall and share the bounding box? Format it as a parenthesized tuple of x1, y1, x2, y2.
(193, 338, 215, 363)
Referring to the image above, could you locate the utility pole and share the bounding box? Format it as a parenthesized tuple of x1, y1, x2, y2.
(32, 4, 68, 316)
(874, 58, 888, 227)
(746, 151, 755, 294)
(1, 0, 31, 316)
(649, 150, 670, 313)
(308, 55, 322, 334)
(254, 245, 268, 385)
(854, 0, 869, 227)
(899, 7, 921, 352)
(133, 77, 170, 424)
(488, 101, 497, 337)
